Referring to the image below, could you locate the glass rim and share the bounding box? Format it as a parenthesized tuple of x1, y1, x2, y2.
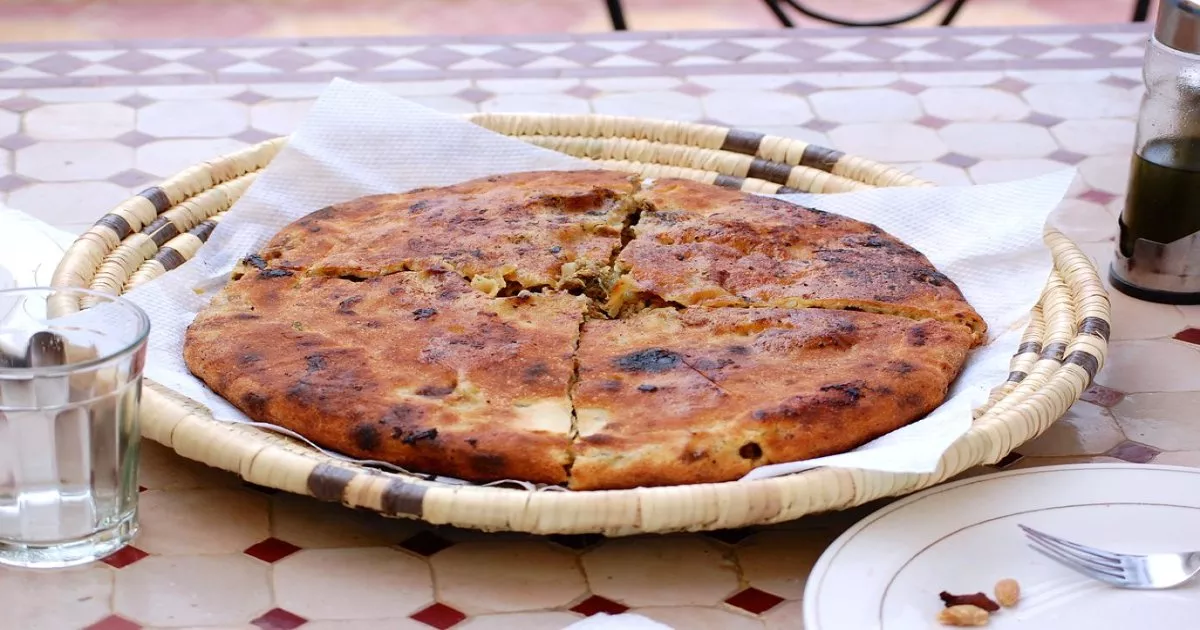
(0, 286, 150, 377)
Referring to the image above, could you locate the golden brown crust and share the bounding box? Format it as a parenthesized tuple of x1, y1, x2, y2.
(612, 178, 987, 344)
(260, 170, 641, 295)
(184, 269, 587, 485)
(184, 170, 985, 490)
(570, 307, 972, 490)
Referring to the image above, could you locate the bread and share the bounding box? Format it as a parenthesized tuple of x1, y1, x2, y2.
(184, 170, 983, 489)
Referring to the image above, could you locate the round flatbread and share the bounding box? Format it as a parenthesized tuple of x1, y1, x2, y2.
(184, 170, 984, 489)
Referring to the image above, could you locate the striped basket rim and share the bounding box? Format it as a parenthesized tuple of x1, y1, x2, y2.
(48, 113, 1109, 535)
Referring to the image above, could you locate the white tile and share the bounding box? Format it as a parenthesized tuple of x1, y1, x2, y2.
(25, 103, 135, 140)
(1152, 450, 1200, 467)
(273, 548, 432, 619)
(918, 87, 1030, 121)
(458, 612, 584, 630)
(135, 138, 248, 178)
(828, 123, 947, 163)
(688, 74, 797, 91)
(1008, 69, 1114, 84)
(809, 88, 921, 123)
(900, 71, 1005, 86)
(302, 619, 429, 630)
(702, 90, 811, 126)
(0, 109, 17, 137)
(480, 93, 590, 115)
(368, 80, 473, 97)
(135, 489, 269, 555)
(115, 555, 270, 627)
(137, 100, 249, 138)
(1050, 119, 1136, 156)
(16, 141, 134, 181)
(795, 71, 900, 88)
(1047, 199, 1118, 243)
(7, 181, 129, 225)
(968, 158, 1069, 185)
(891, 162, 972, 186)
(0, 564, 112, 629)
(26, 86, 138, 103)
(249, 99, 314, 135)
(1096, 340, 1200, 393)
(940, 122, 1056, 159)
(404, 96, 479, 115)
(592, 91, 703, 121)
(582, 537, 738, 607)
(762, 599, 804, 629)
(476, 78, 580, 93)
(635, 607, 765, 630)
(1078, 154, 1131, 195)
(739, 529, 836, 599)
(1019, 402, 1125, 457)
(432, 542, 587, 614)
(1113, 392, 1200, 451)
(1023, 82, 1140, 120)
(585, 77, 683, 92)
(138, 85, 249, 100)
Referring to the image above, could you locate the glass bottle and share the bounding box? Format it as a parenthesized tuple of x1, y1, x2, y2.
(1111, 0, 1200, 304)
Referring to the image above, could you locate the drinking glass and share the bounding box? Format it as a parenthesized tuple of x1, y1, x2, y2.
(0, 287, 150, 568)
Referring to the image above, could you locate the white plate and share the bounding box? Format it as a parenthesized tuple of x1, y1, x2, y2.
(804, 464, 1200, 630)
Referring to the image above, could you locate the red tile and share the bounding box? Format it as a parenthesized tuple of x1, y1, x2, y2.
(410, 603, 467, 629)
(84, 616, 140, 630)
(1081, 384, 1125, 408)
(1050, 149, 1087, 165)
(1023, 112, 1065, 127)
(726, 587, 786, 615)
(570, 595, 629, 616)
(137, 485, 147, 493)
(1109, 441, 1160, 464)
(251, 608, 308, 630)
(1174, 328, 1200, 345)
(938, 152, 981, 169)
(101, 545, 149, 569)
(244, 537, 302, 563)
(917, 115, 950, 130)
(1079, 189, 1118, 205)
(399, 531, 456, 557)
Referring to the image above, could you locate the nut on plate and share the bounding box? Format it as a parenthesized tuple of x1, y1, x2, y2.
(937, 604, 990, 627)
(994, 578, 1020, 607)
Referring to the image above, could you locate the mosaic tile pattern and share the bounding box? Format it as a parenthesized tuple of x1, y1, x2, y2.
(3, 24, 1200, 629)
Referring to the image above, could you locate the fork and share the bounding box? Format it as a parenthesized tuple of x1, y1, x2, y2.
(1019, 524, 1200, 589)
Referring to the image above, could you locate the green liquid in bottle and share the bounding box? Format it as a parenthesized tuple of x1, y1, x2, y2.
(1119, 136, 1200, 257)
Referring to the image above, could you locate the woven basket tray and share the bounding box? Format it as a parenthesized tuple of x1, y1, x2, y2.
(49, 113, 1110, 536)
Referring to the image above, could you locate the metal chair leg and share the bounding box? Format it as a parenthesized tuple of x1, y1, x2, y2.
(606, 0, 628, 30)
(764, 0, 795, 27)
(1132, 0, 1152, 22)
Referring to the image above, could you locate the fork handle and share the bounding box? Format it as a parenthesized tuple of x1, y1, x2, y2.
(1186, 552, 1200, 574)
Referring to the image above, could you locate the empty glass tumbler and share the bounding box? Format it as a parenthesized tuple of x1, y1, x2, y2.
(0, 287, 149, 568)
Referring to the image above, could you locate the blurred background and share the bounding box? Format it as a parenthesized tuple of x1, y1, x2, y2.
(0, 0, 1158, 43)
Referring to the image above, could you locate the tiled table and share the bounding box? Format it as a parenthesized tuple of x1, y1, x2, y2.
(3, 23, 1199, 630)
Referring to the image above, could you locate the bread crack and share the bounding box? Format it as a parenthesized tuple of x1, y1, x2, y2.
(563, 311, 586, 479)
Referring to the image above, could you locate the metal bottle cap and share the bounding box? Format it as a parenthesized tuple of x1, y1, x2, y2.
(1156, 0, 1200, 54)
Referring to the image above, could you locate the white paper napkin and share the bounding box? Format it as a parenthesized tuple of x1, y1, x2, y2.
(119, 79, 1075, 483)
